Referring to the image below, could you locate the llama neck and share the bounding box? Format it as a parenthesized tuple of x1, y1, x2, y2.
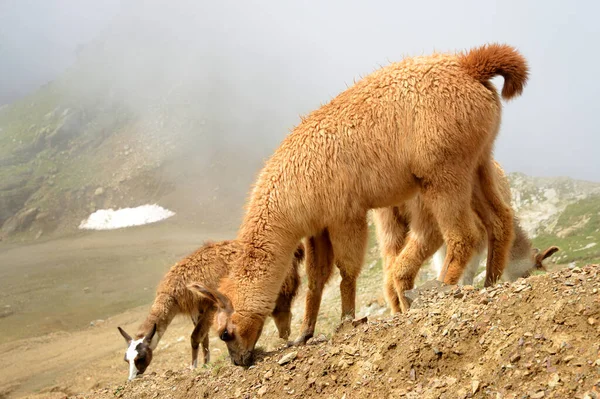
(136, 293, 179, 350)
(235, 223, 301, 317)
(234, 165, 306, 315)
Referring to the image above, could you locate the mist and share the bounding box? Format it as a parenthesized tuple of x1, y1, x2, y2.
(1, 0, 599, 183)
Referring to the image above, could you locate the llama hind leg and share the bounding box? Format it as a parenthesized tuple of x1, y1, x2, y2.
(388, 205, 444, 313)
(329, 217, 368, 322)
(383, 256, 401, 313)
(476, 160, 514, 286)
(461, 251, 484, 286)
(272, 292, 294, 340)
(423, 182, 485, 286)
(373, 206, 411, 314)
(291, 231, 335, 346)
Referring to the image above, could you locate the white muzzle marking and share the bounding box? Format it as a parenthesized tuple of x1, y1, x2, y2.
(126, 338, 144, 381)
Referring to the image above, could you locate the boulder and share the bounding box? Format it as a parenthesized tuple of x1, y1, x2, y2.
(1, 207, 39, 235)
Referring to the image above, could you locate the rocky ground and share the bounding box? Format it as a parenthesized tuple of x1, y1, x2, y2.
(39, 264, 600, 399)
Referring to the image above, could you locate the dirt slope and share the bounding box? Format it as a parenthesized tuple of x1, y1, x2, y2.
(53, 264, 600, 399)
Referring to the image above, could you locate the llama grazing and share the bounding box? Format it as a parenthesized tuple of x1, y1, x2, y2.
(374, 160, 559, 312)
(193, 43, 529, 366)
(117, 240, 303, 380)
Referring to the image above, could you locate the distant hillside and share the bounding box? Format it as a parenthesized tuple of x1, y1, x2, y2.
(1, 10, 599, 248)
(508, 172, 600, 264)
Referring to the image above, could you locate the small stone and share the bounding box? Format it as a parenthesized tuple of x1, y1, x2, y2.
(278, 351, 297, 365)
(563, 355, 575, 363)
(257, 386, 268, 396)
(264, 369, 273, 380)
(588, 317, 596, 326)
(472, 380, 480, 394)
(510, 353, 521, 363)
(94, 187, 104, 196)
(548, 373, 560, 388)
(343, 345, 357, 356)
(530, 391, 545, 399)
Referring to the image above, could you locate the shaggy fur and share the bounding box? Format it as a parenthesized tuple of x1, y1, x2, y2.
(374, 161, 559, 313)
(117, 240, 303, 378)
(206, 43, 529, 366)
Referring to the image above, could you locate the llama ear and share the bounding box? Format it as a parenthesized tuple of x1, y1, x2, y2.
(537, 246, 560, 262)
(144, 323, 157, 344)
(118, 326, 132, 344)
(187, 283, 233, 313)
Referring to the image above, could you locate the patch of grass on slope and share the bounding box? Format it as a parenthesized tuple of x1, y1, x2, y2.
(533, 195, 600, 264)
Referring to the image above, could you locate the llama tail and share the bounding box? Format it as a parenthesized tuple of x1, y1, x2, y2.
(458, 43, 529, 100)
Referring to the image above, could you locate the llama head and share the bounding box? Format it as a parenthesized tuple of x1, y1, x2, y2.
(117, 324, 156, 381)
(187, 282, 264, 367)
(515, 245, 560, 280)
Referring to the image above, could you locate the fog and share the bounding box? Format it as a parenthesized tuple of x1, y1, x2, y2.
(1, 0, 599, 181)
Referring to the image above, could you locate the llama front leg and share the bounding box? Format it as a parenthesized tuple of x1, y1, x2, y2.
(291, 231, 335, 346)
(190, 319, 211, 368)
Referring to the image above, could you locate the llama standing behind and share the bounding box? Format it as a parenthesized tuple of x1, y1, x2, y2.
(117, 241, 303, 380)
(374, 160, 559, 313)
(195, 43, 529, 366)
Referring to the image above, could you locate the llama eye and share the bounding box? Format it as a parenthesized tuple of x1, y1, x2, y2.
(220, 330, 233, 342)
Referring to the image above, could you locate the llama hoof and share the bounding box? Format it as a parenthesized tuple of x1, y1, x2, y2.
(190, 360, 198, 370)
(287, 334, 312, 347)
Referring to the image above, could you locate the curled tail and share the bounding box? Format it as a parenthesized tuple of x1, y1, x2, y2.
(458, 43, 529, 100)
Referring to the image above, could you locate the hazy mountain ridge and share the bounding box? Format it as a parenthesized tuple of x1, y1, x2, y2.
(508, 172, 600, 264)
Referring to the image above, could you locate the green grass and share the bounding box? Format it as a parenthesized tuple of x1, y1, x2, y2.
(0, 82, 66, 157)
(533, 195, 600, 264)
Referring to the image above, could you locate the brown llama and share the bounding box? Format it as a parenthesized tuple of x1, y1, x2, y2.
(117, 241, 303, 380)
(374, 160, 559, 313)
(194, 43, 529, 366)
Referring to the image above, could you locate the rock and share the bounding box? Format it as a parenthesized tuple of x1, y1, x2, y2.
(588, 317, 596, 326)
(278, 351, 297, 365)
(530, 391, 545, 398)
(94, 187, 105, 196)
(83, 287, 91, 293)
(548, 373, 560, 388)
(1, 207, 39, 234)
(343, 345, 357, 356)
(472, 380, 480, 394)
(510, 353, 521, 363)
(257, 386, 268, 396)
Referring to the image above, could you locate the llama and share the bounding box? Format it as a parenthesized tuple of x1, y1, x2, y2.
(194, 43, 529, 366)
(374, 160, 559, 313)
(117, 240, 303, 380)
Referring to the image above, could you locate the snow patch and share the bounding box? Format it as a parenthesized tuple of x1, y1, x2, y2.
(574, 242, 597, 252)
(78, 204, 175, 230)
